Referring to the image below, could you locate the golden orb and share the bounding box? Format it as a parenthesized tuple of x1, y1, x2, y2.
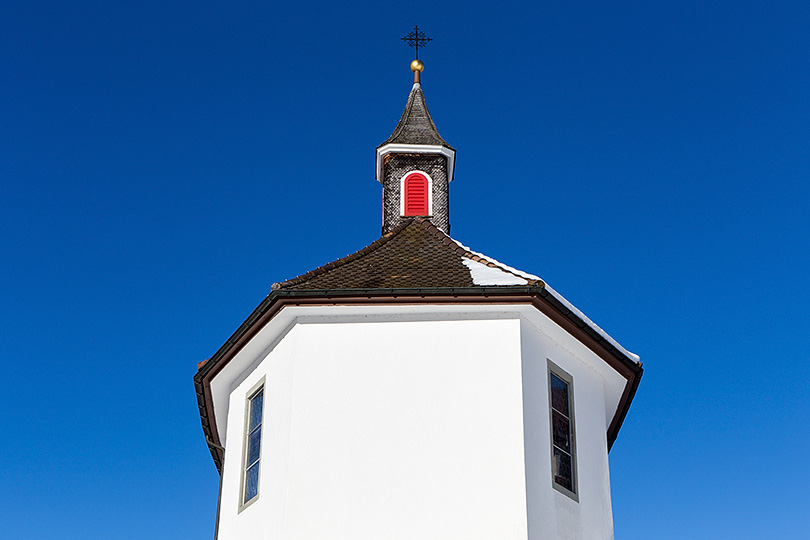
(410, 59, 425, 73)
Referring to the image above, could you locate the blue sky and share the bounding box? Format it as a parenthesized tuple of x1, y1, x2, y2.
(2, 1, 809, 538)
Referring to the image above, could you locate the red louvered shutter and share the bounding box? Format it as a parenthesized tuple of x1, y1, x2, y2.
(404, 173, 429, 216)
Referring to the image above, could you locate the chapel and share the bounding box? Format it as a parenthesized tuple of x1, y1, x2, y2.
(194, 52, 642, 540)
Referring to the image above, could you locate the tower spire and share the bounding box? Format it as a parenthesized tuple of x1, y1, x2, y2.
(375, 34, 456, 235)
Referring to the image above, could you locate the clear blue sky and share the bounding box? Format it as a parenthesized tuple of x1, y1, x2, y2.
(2, 1, 809, 538)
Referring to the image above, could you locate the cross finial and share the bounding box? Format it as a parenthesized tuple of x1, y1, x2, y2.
(401, 25, 432, 60)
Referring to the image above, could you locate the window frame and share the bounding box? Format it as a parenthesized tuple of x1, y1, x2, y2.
(399, 170, 433, 217)
(547, 360, 578, 501)
(238, 378, 265, 512)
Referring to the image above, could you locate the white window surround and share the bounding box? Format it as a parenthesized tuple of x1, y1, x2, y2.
(400, 170, 433, 217)
(375, 143, 456, 184)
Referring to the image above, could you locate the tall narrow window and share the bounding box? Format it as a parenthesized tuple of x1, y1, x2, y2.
(243, 387, 264, 505)
(403, 172, 429, 216)
(549, 367, 576, 497)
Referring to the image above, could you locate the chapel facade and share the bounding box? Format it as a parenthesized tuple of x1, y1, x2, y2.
(194, 58, 642, 540)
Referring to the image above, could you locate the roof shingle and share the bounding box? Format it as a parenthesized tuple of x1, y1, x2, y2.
(378, 85, 454, 150)
(272, 218, 541, 291)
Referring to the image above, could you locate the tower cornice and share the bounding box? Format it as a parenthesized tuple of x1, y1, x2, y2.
(375, 143, 456, 184)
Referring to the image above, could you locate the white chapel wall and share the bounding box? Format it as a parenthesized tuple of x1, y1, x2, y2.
(217, 314, 530, 540)
(520, 316, 616, 540)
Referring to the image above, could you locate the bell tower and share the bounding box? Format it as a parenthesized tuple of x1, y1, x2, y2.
(376, 57, 455, 234)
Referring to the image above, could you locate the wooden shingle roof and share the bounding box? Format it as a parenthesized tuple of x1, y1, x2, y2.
(377, 85, 454, 150)
(272, 218, 541, 291)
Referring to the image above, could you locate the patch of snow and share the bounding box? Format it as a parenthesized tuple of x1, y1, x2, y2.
(462, 258, 529, 286)
(451, 238, 543, 282)
(451, 236, 640, 364)
(542, 282, 640, 363)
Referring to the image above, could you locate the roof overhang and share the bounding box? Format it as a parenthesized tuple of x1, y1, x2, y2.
(375, 144, 456, 184)
(194, 287, 642, 473)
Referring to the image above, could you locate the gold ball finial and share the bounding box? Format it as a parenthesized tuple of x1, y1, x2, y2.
(410, 59, 424, 73)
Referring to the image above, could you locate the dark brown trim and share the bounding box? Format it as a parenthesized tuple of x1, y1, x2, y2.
(528, 289, 643, 449)
(194, 287, 642, 472)
(213, 459, 224, 540)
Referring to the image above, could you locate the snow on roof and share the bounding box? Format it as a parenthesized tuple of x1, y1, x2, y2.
(452, 237, 640, 363)
(461, 258, 529, 286)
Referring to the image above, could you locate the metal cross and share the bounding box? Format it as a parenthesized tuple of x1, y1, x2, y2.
(401, 25, 432, 59)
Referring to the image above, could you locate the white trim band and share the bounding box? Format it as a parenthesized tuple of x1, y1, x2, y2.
(376, 143, 456, 184)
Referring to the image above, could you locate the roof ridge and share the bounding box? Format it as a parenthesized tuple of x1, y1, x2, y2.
(412, 218, 544, 286)
(271, 219, 418, 290)
(447, 235, 545, 287)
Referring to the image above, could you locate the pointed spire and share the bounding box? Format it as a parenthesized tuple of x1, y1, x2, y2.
(375, 60, 457, 235)
(378, 62, 454, 150)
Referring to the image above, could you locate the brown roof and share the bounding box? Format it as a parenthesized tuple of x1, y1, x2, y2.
(272, 217, 542, 291)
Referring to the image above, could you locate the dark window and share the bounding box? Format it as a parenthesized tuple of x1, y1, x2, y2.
(243, 388, 263, 504)
(550, 370, 575, 494)
(403, 172, 429, 216)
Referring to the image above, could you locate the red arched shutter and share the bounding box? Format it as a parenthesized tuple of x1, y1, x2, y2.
(403, 173, 429, 216)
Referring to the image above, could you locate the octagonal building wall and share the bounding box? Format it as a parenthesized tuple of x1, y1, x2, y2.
(519, 317, 617, 540)
(212, 305, 621, 540)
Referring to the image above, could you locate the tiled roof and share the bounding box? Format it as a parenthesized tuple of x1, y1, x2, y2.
(272, 218, 541, 291)
(378, 84, 455, 150)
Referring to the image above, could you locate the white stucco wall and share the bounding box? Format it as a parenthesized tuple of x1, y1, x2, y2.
(520, 318, 617, 540)
(212, 304, 627, 540)
(217, 313, 528, 540)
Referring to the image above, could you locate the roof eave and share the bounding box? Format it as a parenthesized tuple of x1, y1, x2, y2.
(194, 287, 642, 473)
